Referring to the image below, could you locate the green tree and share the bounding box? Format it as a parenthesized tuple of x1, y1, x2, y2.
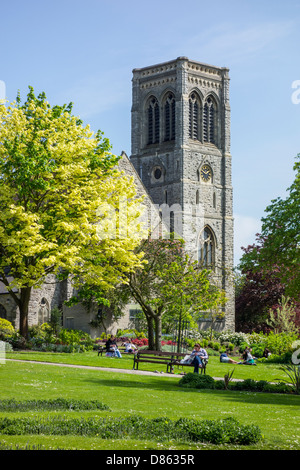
(239, 154, 300, 298)
(0, 88, 144, 338)
(123, 238, 226, 350)
(72, 237, 226, 350)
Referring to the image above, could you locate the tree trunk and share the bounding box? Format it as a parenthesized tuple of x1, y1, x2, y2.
(154, 315, 162, 351)
(145, 315, 155, 350)
(19, 287, 32, 339)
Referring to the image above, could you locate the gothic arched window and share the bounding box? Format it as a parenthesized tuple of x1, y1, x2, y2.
(198, 227, 215, 267)
(164, 93, 175, 141)
(38, 297, 50, 324)
(189, 92, 201, 140)
(147, 96, 160, 145)
(203, 96, 216, 144)
(0, 304, 7, 319)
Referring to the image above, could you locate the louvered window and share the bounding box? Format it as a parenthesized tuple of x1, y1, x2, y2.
(164, 93, 175, 141)
(203, 97, 215, 144)
(189, 93, 200, 140)
(147, 97, 160, 145)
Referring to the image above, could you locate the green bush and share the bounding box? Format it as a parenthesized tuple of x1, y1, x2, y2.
(178, 372, 294, 394)
(26, 325, 94, 352)
(248, 331, 298, 356)
(0, 398, 110, 411)
(0, 318, 15, 336)
(229, 379, 292, 394)
(218, 331, 249, 347)
(0, 415, 262, 445)
(179, 373, 215, 389)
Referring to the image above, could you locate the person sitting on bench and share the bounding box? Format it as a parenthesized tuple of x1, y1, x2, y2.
(123, 339, 137, 354)
(190, 343, 208, 374)
(105, 335, 122, 358)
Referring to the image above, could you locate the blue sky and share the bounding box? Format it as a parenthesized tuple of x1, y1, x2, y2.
(1, 0, 300, 266)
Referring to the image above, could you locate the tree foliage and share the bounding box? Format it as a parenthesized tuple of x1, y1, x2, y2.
(237, 154, 300, 332)
(121, 238, 226, 350)
(0, 88, 144, 337)
(235, 251, 287, 332)
(239, 154, 300, 298)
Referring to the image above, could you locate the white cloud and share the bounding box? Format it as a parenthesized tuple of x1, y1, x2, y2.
(234, 214, 262, 265)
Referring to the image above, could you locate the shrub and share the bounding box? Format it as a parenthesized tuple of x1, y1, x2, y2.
(26, 324, 95, 352)
(0, 415, 262, 445)
(228, 379, 292, 394)
(0, 318, 15, 336)
(178, 373, 294, 394)
(213, 341, 221, 351)
(132, 337, 148, 347)
(178, 373, 215, 389)
(0, 398, 110, 411)
(218, 331, 249, 347)
(279, 364, 300, 394)
(248, 331, 298, 356)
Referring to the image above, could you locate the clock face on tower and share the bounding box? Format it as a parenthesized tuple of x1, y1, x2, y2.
(200, 164, 212, 182)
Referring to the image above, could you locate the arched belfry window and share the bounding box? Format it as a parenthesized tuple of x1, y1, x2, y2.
(198, 227, 215, 267)
(203, 96, 216, 144)
(189, 92, 201, 141)
(164, 93, 175, 141)
(147, 96, 160, 145)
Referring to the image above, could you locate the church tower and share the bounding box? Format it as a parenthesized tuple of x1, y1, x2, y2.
(130, 57, 235, 330)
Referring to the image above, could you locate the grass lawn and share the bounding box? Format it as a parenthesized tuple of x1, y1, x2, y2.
(4, 349, 292, 381)
(1, 351, 299, 450)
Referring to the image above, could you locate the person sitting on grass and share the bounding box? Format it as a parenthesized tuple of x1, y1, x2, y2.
(240, 347, 256, 365)
(220, 350, 239, 364)
(263, 347, 271, 358)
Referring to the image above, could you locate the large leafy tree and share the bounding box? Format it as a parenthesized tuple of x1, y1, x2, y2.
(239, 155, 300, 299)
(235, 259, 286, 332)
(113, 238, 226, 350)
(0, 88, 144, 338)
(237, 154, 300, 331)
(236, 239, 300, 333)
(70, 237, 227, 350)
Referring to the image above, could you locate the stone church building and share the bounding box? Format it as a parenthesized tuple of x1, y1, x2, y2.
(0, 57, 235, 335)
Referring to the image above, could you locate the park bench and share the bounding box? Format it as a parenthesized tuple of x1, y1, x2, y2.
(169, 352, 208, 375)
(132, 350, 208, 375)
